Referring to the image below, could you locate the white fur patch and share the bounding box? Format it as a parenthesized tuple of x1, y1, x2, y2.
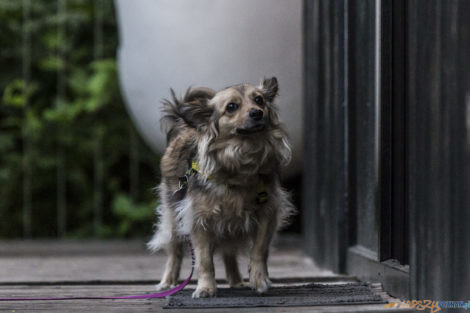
(174, 197, 194, 235)
(275, 185, 296, 229)
(147, 197, 196, 251)
(280, 137, 292, 165)
(197, 134, 216, 176)
(147, 205, 173, 252)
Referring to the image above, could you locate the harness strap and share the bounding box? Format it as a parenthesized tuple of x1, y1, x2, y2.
(188, 161, 268, 204)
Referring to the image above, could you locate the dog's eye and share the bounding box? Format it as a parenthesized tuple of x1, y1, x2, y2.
(254, 96, 264, 105)
(226, 102, 239, 113)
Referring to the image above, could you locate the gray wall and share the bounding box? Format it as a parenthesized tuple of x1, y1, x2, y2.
(114, 0, 303, 175)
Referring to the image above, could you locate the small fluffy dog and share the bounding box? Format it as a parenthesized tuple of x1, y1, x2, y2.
(148, 77, 295, 298)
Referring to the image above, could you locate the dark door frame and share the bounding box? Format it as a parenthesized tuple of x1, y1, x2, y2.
(304, 0, 470, 301)
(303, 0, 410, 300)
(379, 0, 408, 265)
(345, 0, 409, 300)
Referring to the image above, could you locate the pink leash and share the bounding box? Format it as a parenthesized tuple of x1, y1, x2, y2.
(0, 240, 194, 301)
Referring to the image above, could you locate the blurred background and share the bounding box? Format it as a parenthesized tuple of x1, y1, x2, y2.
(0, 0, 302, 239)
(0, 0, 161, 239)
(1, 0, 470, 302)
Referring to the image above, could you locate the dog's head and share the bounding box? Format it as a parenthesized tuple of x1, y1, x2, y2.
(210, 77, 279, 137)
(166, 77, 291, 175)
(179, 77, 280, 136)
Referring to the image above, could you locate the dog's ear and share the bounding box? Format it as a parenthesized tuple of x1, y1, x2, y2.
(178, 87, 215, 130)
(260, 77, 279, 103)
(161, 88, 216, 141)
(184, 87, 216, 103)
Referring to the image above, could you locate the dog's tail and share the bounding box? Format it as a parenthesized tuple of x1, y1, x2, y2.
(161, 87, 216, 144)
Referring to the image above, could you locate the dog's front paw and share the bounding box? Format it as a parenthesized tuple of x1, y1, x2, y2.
(249, 263, 271, 294)
(250, 274, 271, 294)
(192, 282, 217, 298)
(155, 282, 174, 291)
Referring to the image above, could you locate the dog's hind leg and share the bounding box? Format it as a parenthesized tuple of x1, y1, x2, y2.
(156, 239, 184, 291)
(223, 251, 244, 288)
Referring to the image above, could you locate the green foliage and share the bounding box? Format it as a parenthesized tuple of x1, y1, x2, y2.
(0, 0, 160, 238)
(110, 194, 157, 238)
(3, 79, 38, 108)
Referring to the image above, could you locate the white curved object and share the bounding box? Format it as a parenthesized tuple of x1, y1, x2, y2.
(115, 0, 302, 175)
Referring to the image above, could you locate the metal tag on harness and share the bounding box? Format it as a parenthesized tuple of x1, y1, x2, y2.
(171, 175, 189, 201)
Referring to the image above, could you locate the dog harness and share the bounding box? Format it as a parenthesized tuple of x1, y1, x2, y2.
(172, 161, 268, 204)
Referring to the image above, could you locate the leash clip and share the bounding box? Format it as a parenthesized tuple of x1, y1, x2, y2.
(172, 173, 192, 202)
(178, 174, 189, 189)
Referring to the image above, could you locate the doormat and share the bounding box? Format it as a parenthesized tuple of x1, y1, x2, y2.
(164, 282, 387, 309)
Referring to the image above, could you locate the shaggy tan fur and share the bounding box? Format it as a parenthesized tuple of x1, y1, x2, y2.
(148, 77, 295, 298)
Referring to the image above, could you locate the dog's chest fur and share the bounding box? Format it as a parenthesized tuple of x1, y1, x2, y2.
(171, 138, 275, 239)
(158, 111, 288, 242)
(185, 177, 264, 238)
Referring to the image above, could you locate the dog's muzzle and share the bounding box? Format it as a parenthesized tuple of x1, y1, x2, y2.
(236, 122, 265, 135)
(236, 110, 266, 135)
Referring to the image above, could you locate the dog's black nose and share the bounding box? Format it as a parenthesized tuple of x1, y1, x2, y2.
(249, 109, 263, 121)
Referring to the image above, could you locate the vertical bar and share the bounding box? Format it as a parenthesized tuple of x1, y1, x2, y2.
(332, 0, 347, 272)
(346, 0, 357, 248)
(407, 0, 419, 299)
(374, 0, 383, 257)
(22, 0, 32, 238)
(343, 0, 350, 252)
(348, 0, 380, 254)
(457, 0, 470, 299)
(391, 0, 407, 264)
(56, 0, 67, 237)
(93, 0, 103, 59)
(93, 0, 104, 236)
(130, 126, 139, 202)
(303, 0, 348, 273)
(321, 0, 332, 267)
(378, 0, 393, 261)
(302, 0, 321, 261)
(378, 0, 409, 265)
